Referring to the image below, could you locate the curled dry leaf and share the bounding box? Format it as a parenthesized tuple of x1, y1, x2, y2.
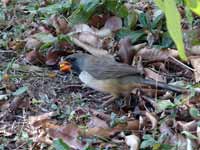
(189, 56, 200, 82)
(70, 37, 113, 58)
(25, 50, 46, 65)
(45, 50, 70, 66)
(89, 14, 109, 28)
(136, 47, 179, 61)
(125, 134, 140, 150)
(48, 15, 70, 34)
(169, 134, 187, 149)
(25, 38, 42, 50)
(104, 16, 122, 32)
(145, 111, 157, 130)
(49, 124, 84, 150)
(29, 112, 56, 127)
(177, 121, 197, 132)
(87, 116, 108, 128)
(118, 37, 134, 65)
(73, 24, 94, 33)
(84, 120, 139, 138)
(78, 32, 102, 48)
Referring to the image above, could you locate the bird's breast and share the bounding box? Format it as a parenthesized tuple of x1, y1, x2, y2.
(79, 71, 118, 94)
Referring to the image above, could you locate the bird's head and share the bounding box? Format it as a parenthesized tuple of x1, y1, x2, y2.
(59, 53, 88, 74)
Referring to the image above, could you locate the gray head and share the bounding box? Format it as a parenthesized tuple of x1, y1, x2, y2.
(64, 53, 90, 74)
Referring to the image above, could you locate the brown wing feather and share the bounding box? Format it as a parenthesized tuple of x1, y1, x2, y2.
(82, 56, 143, 80)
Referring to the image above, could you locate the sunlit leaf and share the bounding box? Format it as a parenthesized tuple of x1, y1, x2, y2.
(185, 0, 200, 16)
(157, 100, 176, 111)
(164, 0, 187, 60)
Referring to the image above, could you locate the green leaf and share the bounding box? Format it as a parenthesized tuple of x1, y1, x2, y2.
(38, 2, 71, 15)
(189, 107, 200, 118)
(157, 100, 176, 111)
(124, 10, 138, 29)
(154, 0, 165, 11)
(104, 0, 128, 18)
(33, 33, 57, 43)
(53, 139, 70, 150)
(185, 6, 194, 27)
(116, 28, 145, 43)
(12, 86, 28, 96)
(68, 0, 100, 25)
(140, 134, 157, 149)
(164, 0, 187, 60)
(151, 12, 164, 29)
(138, 12, 151, 29)
(0, 9, 5, 21)
(161, 32, 174, 48)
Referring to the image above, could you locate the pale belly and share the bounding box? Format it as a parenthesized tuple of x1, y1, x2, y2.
(79, 71, 117, 94)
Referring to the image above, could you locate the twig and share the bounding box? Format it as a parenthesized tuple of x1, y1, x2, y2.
(169, 56, 194, 72)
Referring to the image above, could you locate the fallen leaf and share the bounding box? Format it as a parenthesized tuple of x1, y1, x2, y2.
(177, 121, 197, 132)
(46, 50, 69, 66)
(78, 32, 102, 48)
(89, 14, 109, 28)
(87, 116, 109, 128)
(84, 120, 139, 138)
(29, 112, 56, 127)
(49, 124, 84, 150)
(136, 47, 179, 61)
(48, 15, 70, 34)
(104, 16, 122, 32)
(118, 37, 134, 65)
(25, 38, 42, 50)
(189, 56, 200, 82)
(73, 24, 94, 33)
(145, 112, 157, 130)
(144, 68, 166, 83)
(70, 37, 113, 58)
(25, 50, 46, 65)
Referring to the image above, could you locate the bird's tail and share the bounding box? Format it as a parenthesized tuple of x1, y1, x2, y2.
(141, 79, 187, 93)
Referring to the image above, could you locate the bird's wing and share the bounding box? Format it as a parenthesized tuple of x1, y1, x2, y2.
(83, 57, 143, 80)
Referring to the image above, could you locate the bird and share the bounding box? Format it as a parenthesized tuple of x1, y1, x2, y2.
(60, 53, 186, 105)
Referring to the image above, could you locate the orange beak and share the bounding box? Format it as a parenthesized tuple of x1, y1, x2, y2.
(59, 61, 72, 72)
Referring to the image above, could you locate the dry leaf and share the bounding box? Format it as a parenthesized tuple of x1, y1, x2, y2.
(25, 50, 46, 65)
(136, 47, 179, 61)
(118, 37, 134, 65)
(87, 116, 108, 128)
(45, 50, 69, 66)
(78, 32, 102, 48)
(29, 112, 56, 127)
(25, 38, 42, 50)
(144, 68, 166, 83)
(49, 124, 84, 150)
(48, 15, 70, 34)
(104, 16, 122, 32)
(189, 56, 200, 82)
(145, 111, 157, 130)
